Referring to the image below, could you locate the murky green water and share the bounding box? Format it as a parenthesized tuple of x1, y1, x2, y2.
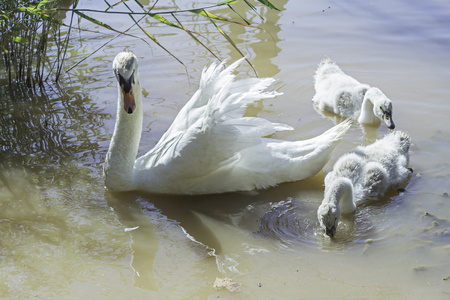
(1, 0, 450, 298)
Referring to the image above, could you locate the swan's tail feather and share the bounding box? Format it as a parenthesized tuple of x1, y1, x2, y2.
(305, 119, 352, 163)
(223, 118, 292, 138)
(285, 119, 352, 181)
(316, 119, 352, 144)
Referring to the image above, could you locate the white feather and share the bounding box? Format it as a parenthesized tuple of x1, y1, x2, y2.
(104, 53, 351, 195)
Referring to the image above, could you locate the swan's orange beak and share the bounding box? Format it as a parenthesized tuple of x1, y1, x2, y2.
(121, 84, 135, 114)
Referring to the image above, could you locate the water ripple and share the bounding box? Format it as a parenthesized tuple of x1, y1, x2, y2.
(254, 194, 409, 251)
(254, 198, 320, 249)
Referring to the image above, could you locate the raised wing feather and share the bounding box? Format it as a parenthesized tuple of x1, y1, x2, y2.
(135, 59, 290, 178)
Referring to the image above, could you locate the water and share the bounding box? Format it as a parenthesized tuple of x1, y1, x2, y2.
(1, 0, 450, 298)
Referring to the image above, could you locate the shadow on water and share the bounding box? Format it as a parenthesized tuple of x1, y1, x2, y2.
(104, 175, 328, 290)
(104, 163, 415, 289)
(105, 190, 235, 291)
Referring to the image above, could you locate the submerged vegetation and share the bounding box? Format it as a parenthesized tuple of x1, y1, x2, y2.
(0, 0, 279, 88)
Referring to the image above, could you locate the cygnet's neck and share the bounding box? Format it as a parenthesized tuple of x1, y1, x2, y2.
(327, 177, 356, 214)
(358, 90, 380, 124)
(103, 80, 143, 191)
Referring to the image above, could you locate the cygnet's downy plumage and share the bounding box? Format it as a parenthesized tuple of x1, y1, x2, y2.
(317, 131, 412, 237)
(312, 58, 395, 129)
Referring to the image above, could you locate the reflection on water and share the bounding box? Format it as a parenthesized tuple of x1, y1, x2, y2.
(312, 104, 381, 143)
(0, 80, 109, 186)
(106, 192, 159, 290)
(1, 0, 450, 298)
(0, 167, 132, 298)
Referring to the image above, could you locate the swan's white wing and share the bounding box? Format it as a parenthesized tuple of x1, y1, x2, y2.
(135, 59, 289, 179)
(160, 59, 279, 136)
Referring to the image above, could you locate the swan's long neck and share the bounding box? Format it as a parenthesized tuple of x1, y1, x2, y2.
(103, 80, 143, 191)
(327, 177, 356, 214)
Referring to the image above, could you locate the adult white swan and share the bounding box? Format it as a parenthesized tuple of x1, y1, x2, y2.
(317, 131, 412, 237)
(103, 51, 351, 195)
(312, 58, 395, 129)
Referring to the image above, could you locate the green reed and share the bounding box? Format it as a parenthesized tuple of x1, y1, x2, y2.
(0, 0, 279, 88)
(0, 0, 69, 88)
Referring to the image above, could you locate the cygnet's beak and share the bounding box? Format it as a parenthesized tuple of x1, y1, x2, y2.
(325, 225, 336, 238)
(383, 111, 395, 130)
(119, 72, 136, 114)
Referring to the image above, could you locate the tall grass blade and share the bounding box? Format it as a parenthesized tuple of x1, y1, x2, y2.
(4, 35, 28, 44)
(189, 8, 228, 22)
(171, 13, 221, 61)
(37, 0, 57, 9)
(108, 0, 128, 10)
(2, 0, 275, 88)
(227, 4, 251, 25)
(243, 0, 264, 20)
(255, 0, 280, 11)
(74, 10, 116, 31)
(205, 10, 257, 76)
(189, 8, 258, 28)
(128, 14, 185, 67)
(19, 6, 64, 25)
(217, 0, 239, 5)
(150, 13, 181, 29)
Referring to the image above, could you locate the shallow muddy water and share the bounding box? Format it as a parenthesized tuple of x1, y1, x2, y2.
(1, 0, 450, 298)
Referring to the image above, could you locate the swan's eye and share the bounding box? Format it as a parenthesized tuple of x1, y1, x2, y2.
(118, 74, 126, 86)
(130, 70, 135, 84)
(380, 106, 385, 114)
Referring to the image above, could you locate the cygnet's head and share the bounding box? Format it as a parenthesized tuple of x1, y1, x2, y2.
(317, 202, 340, 238)
(366, 87, 395, 130)
(113, 51, 139, 114)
